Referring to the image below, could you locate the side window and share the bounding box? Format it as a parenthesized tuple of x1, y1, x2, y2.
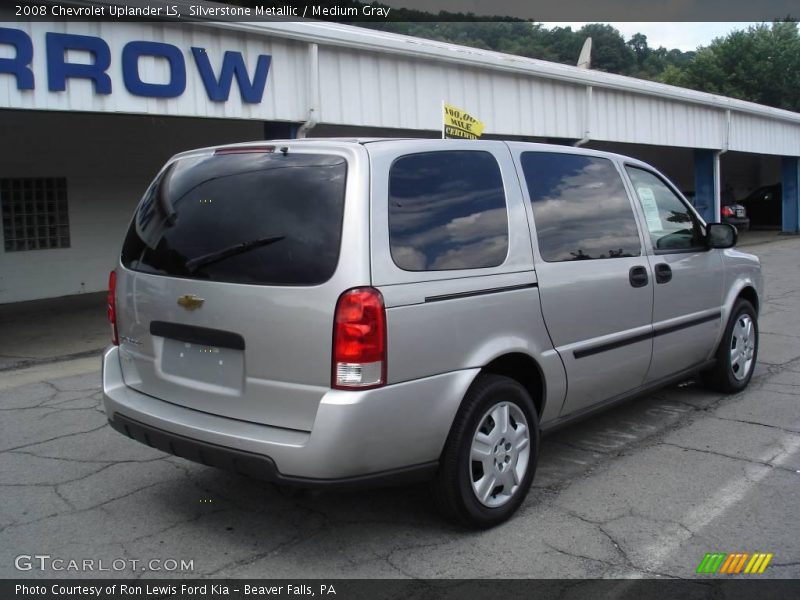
(520, 152, 641, 262)
(626, 167, 705, 252)
(388, 151, 509, 271)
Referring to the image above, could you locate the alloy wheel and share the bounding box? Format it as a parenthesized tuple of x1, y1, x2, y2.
(730, 313, 756, 381)
(469, 402, 531, 508)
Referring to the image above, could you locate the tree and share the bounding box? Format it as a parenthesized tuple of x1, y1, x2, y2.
(627, 32, 650, 66)
(542, 26, 583, 64)
(660, 22, 800, 111)
(576, 24, 635, 74)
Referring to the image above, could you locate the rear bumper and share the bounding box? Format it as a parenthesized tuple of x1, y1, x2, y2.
(102, 346, 476, 484)
(108, 414, 437, 489)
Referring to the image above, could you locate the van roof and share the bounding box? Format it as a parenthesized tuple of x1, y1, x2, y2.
(172, 138, 652, 169)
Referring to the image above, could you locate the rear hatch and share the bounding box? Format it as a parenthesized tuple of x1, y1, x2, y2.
(115, 144, 363, 431)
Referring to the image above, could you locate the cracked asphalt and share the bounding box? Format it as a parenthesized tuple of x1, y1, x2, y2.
(1, 238, 799, 580)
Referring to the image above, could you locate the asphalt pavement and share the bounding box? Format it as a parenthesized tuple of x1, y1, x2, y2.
(1, 236, 798, 580)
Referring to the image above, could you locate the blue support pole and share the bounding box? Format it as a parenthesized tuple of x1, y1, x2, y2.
(782, 156, 800, 234)
(694, 149, 718, 223)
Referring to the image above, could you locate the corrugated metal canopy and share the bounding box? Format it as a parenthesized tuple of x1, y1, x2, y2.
(3, 1, 800, 156)
(217, 18, 798, 156)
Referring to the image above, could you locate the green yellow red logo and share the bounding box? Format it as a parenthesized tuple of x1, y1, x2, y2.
(696, 552, 773, 574)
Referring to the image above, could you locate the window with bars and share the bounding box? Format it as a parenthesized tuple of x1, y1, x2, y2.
(1, 177, 70, 252)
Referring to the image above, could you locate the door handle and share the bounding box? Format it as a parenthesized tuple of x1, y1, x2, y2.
(629, 265, 649, 288)
(655, 263, 673, 284)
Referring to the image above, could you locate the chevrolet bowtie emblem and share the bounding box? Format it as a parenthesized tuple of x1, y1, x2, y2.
(177, 294, 204, 310)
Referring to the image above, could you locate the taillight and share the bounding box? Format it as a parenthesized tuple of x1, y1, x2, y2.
(108, 270, 118, 345)
(721, 206, 734, 218)
(332, 287, 386, 389)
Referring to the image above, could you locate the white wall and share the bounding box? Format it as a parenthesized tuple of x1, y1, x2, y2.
(0, 110, 262, 303)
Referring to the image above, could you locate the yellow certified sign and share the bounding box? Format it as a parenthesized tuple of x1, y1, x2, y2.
(443, 103, 485, 140)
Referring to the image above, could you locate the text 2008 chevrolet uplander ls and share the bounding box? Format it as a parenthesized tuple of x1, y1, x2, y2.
(103, 139, 762, 527)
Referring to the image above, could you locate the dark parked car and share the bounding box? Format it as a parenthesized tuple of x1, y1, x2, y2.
(721, 202, 750, 231)
(739, 184, 781, 229)
(682, 191, 749, 231)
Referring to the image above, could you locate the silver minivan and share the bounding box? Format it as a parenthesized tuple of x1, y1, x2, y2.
(103, 139, 762, 527)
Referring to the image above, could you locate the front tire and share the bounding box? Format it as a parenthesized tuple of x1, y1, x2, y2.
(431, 374, 539, 528)
(703, 299, 758, 393)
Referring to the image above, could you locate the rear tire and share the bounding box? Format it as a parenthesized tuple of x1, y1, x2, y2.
(431, 374, 539, 529)
(702, 299, 758, 393)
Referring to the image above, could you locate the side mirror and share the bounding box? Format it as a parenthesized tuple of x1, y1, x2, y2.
(707, 222, 737, 249)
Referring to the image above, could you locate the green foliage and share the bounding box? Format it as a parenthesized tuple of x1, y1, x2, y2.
(363, 20, 797, 111)
(657, 22, 800, 111)
(577, 24, 635, 73)
(364, 21, 694, 80)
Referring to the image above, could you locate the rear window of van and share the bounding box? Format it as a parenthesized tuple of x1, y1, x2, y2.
(121, 152, 347, 286)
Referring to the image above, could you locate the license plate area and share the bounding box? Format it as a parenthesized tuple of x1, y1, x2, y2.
(160, 338, 244, 390)
(736, 208, 745, 217)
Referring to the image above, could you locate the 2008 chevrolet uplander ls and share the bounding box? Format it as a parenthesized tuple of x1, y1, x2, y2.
(103, 139, 762, 527)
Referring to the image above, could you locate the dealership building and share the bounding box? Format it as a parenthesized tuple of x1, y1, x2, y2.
(1, 7, 799, 303)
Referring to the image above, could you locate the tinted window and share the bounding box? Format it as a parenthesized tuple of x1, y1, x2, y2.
(520, 153, 641, 261)
(121, 152, 347, 285)
(388, 151, 508, 271)
(626, 167, 704, 252)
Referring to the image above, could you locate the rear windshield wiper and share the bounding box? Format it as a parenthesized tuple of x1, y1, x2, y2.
(185, 235, 286, 273)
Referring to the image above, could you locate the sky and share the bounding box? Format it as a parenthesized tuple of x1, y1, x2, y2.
(524, 22, 760, 51)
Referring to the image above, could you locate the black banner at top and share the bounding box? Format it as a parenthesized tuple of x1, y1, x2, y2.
(2, 0, 797, 22)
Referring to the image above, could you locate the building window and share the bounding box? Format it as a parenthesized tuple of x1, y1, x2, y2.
(1, 177, 70, 252)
